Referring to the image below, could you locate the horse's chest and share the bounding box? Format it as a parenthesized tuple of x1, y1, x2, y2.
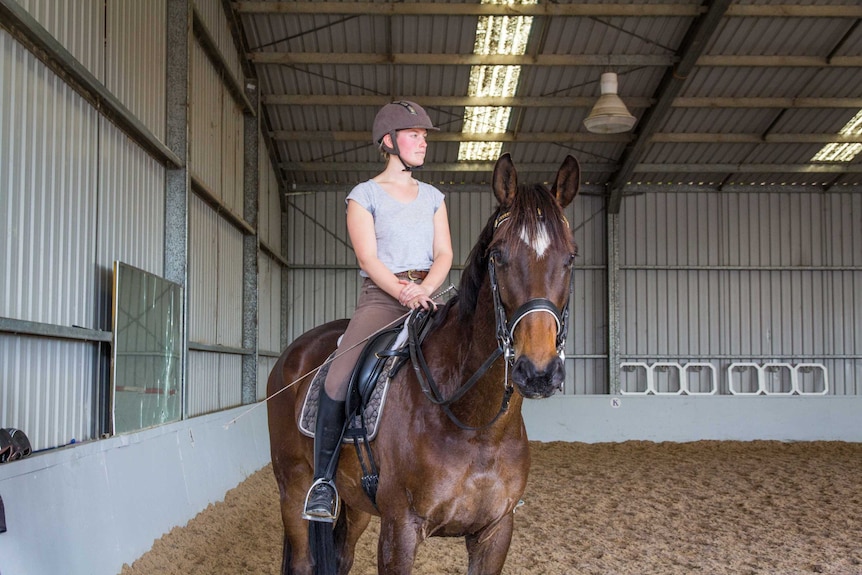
(404, 443, 528, 530)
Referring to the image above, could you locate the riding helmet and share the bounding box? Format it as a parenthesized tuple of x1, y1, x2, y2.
(372, 100, 438, 153)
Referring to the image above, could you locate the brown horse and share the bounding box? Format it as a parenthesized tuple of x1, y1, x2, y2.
(267, 153, 580, 575)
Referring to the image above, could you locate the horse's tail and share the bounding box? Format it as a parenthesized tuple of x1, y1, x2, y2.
(308, 517, 342, 575)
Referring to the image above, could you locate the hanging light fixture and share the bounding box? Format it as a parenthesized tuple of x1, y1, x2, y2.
(583, 72, 637, 134)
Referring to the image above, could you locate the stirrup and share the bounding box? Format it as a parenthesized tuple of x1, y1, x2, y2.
(302, 478, 340, 523)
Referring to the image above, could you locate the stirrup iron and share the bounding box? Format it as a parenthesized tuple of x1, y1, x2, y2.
(302, 478, 341, 523)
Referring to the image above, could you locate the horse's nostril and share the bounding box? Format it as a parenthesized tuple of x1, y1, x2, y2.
(512, 356, 565, 397)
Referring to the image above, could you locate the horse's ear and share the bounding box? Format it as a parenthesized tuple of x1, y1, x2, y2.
(553, 155, 580, 209)
(492, 153, 518, 208)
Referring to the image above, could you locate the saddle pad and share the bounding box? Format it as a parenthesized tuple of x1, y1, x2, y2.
(298, 354, 398, 444)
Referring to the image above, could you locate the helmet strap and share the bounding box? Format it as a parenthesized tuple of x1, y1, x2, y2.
(385, 130, 424, 172)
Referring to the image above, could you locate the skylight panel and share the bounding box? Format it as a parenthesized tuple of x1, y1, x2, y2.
(458, 0, 537, 162)
(811, 109, 862, 163)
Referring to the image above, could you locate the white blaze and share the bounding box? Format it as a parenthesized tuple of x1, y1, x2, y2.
(521, 224, 550, 258)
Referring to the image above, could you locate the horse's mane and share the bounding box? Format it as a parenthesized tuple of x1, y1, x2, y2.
(457, 182, 573, 323)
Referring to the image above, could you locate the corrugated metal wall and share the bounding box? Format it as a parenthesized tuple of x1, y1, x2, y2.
(105, 0, 166, 141)
(96, 118, 166, 328)
(2, 1, 284, 450)
(257, 153, 283, 401)
(186, 195, 244, 417)
(258, 137, 282, 249)
(285, 190, 363, 336)
(1, 28, 101, 450)
(284, 186, 860, 397)
(185, 2, 255, 417)
(194, 0, 244, 87)
(13, 0, 104, 79)
(567, 194, 609, 395)
(189, 41, 244, 214)
(283, 186, 612, 394)
(619, 191, 862, 396)
(1, 32, 99, 328)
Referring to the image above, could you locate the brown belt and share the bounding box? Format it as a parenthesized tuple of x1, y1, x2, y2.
(395, 269, 429, 282)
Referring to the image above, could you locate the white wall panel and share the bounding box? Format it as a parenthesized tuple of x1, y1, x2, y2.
(258, 137, 282, 251)
(193, 0, 244, 85)
(105, 0, 166, 141)
(189, 40, 244, 214)
(96, 118, 166, 329)
(258, 254, 281, 354)
(216, 217, 243, 347)
(13, 0, 104, 80)
(189, 40, 222, 197)
(0, 335, 96, 452)
(189, 195, 219, 344)
(619, 192, 861, 396)
(257, 356, 278, 402)
(1, 30, 99, 328)
(186, 351, 242, 417)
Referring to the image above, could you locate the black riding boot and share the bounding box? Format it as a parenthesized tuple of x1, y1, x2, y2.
(302, 388, 346, 522)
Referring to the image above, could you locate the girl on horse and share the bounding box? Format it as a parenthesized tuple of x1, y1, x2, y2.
(303, 100, 453, 522)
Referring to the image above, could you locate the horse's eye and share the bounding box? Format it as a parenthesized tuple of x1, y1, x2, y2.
(490, 248, 507, 266)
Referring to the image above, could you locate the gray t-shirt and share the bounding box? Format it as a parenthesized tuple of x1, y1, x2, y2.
(346, 180, 445, 277)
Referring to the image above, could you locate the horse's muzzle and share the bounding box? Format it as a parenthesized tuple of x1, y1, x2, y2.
(511, 355, 564, 398)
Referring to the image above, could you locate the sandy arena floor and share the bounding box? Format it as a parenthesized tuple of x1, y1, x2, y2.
(120, 440, 862, 575)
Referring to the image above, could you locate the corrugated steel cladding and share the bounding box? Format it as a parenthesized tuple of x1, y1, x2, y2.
(1, 1, 283, 449)
(620, 192, 861, 394)
(285, 184, 860, 396)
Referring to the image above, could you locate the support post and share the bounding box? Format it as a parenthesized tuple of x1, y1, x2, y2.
(241, 79, 260, 405)
(607, 211, 621, 395)
(165, 0, 192, 411)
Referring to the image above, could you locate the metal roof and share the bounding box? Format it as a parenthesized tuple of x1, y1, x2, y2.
(229, 1, 862, 211)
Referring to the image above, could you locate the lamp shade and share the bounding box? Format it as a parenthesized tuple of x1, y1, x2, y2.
(583, 72, 637, 134)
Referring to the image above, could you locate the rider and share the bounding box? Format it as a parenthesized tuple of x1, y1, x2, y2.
(303, 100, 454, 522)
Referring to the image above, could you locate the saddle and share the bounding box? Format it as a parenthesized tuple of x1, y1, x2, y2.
(299, 315, 429, 443)
(298, 310, 437, 505)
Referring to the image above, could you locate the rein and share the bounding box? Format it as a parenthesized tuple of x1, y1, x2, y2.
(408, 309, 513, 432)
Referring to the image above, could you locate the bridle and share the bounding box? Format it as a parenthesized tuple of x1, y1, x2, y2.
(488, 255, 571, 363)
(489, 210, 573, 362)
(408, 208, 574, 431)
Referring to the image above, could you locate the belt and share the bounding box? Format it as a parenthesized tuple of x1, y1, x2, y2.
(395, 269, 429, 282)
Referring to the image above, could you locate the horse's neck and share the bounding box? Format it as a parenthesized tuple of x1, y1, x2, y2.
(438, 287, 500, 372)
(419, 287, 520, 426)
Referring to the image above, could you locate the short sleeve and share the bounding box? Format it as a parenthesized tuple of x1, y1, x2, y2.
(346, 181, 376, 215)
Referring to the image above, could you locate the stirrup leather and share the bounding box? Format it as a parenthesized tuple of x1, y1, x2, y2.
(302, 478, 340, 523)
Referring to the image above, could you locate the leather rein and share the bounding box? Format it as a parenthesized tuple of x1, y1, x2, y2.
(408, 211, 573, 431)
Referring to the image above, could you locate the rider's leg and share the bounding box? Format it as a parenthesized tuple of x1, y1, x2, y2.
(303, 279, 406, 521)
(302, 385, 346, 522)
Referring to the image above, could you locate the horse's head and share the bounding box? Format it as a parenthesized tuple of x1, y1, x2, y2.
(486, 153, 580, 398)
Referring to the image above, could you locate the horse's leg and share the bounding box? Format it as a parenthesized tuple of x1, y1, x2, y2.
(276, 462, 315, 575)
(335, 505, 372, 574)
(464, 512, 515, 575)
(377, 514, 423, 574)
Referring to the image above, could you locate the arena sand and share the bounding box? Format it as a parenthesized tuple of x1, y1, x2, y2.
(120, 441, 862, 575)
